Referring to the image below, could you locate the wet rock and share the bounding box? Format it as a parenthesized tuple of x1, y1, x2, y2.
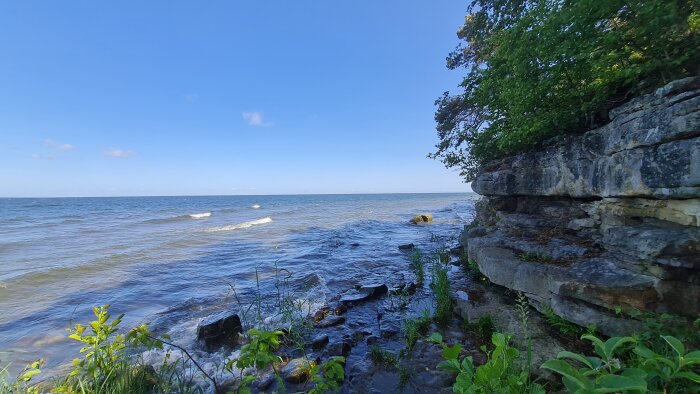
(391, 281, 419, 295)
(398, 243, 415, 250)
(311, 334, 329, 350)
(282, 358, 314, 383)
(366, 335, 379, 346)
(313, 310, 326, 322)
(350, 242, 360, 247)
(340, 284, 388, 306)
(410, 214, 433, 224)
(351, 330, 372, 345)
(333, 303, 347, 315)
(314, 315, 346, 328)
(379, 323, 400, 339)
(328, 340, 352, 357)
(449, 245, 464, 256)
(196, 312, 242, 350)
(255, 373, 275, 390)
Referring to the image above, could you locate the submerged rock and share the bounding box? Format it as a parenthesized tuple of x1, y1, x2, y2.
(340, 284, 388, 306)
(311, 334, 329, 350)
(398, 243, 415, 250)
(409, 214, 433, 224)
(196, 312, 243, 350)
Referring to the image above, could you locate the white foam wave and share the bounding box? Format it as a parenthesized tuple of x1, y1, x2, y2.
(204, 217, 272, 232)
(189, 212, 212, 219)
(251, 204, 261, 209)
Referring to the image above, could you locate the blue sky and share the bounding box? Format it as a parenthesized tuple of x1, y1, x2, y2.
(0, 1, 471, 197)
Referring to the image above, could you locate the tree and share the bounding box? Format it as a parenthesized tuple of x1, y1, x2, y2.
(431, 0, 700, 181)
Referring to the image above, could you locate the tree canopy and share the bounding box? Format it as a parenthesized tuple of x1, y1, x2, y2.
(431, 0, 700, 181)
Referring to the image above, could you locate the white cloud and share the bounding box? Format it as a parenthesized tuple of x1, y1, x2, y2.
(242, 112, 273, 127)
(31, 154, 40, 160)
(44, 138, 74, 151)
(104, 148, 136, 158)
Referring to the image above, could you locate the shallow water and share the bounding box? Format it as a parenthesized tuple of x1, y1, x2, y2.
(0, 193, 475, 375)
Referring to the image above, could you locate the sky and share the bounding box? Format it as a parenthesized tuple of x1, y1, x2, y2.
(0, 1, 471, 197)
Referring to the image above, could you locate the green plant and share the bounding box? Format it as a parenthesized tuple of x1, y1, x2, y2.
(464, 315, 496, 343)
(410, 250, 425, 284)
(227, 328, 284, 392)
(369, 346, 398, 366)
(397, 366, 411, 391)
(465, 259, 489, 285)
(0, 360, 43, 394)
(542, 334, 645, 393)
(431, 0, 700, 180)
(431, 262, 453, 325)
(430, 332, 544, 394)
(403, 319, 420, 351)
(542, 305, 586, 337)
(436, 249, 451, 264)
(635, 335, 700, 392)
(308, 357, 345, 394)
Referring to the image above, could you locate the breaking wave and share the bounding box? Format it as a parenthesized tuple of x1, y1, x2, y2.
(188, 212, 211, 219)
(204, 217, 272, 232)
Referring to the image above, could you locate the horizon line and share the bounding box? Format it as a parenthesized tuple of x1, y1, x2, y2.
(0, 191, 475, 199)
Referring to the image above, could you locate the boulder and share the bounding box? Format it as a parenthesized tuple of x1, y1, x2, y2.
(196, 312, 243, 350)
(409, 214, 433, 224)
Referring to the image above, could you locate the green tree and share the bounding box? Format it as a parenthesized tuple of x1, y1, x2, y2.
(431, 0, 700, 180)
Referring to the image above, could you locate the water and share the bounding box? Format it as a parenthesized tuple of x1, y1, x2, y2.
(0, 193, 475, 375)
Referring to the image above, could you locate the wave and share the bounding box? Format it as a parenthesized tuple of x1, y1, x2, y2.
(251, 204, 261, 209)
(189, 212, 211, 219)
(204, 217, 272, 232)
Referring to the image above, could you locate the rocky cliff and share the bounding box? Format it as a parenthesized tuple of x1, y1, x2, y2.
(461, 77, 700, 335)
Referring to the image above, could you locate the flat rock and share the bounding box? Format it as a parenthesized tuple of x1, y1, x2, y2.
(314, 315, 346, 328)
(340, 283, 388, 305)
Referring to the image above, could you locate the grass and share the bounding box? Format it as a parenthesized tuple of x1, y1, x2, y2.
(464, 315, 496, 343)
(402, 309, 432, 350)
(542, 305, 586, 337)
(431, 261, 452, 325)
(369, 346, 398, 366)
(409, 250, 425, 284)
(397, 366, 411, 391)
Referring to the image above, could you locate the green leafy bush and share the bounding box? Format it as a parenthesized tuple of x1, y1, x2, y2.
(431, 0, 700, 180)
(542, 333, 700, 393)
(308, 357, 345, 394)
(430, 332, 544, 394)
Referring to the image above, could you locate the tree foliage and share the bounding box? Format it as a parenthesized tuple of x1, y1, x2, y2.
(431, 0, 700, 180)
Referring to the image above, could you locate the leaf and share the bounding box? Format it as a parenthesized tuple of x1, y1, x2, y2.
(540, 359, 589, 390)
(427, 332, 443, 344)
(594, 374, 647, 392)
(557, 351, 594, 369)
(602, 336, 636, 360)
(683, 350, 700, 365)
(662, 335, 685, 356)
(675, 371, 700, 383)
(442, 343, 462, 360)
(437, 359, 461, 373)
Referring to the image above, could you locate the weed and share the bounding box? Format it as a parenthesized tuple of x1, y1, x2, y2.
(397, 366, 411, 391)
(542, 305, 585, 337)
(308, 357, 345, 394)
(403, 320, 420, 350)
(369, 346, 398, 366)
(464, 315, 495, 342)
(409, 250, 425, 284)
(431, 262, 452, 325)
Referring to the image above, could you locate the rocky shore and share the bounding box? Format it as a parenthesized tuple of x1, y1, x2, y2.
(460, 77, 699, 337)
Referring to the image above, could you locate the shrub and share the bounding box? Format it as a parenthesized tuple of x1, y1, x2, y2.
(308, 357, 345, 394)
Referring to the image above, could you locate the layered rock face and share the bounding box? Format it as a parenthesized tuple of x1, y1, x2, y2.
(463, 77, 700, 335)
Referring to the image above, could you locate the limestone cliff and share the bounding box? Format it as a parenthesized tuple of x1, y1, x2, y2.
(462, 77, 700, 335)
